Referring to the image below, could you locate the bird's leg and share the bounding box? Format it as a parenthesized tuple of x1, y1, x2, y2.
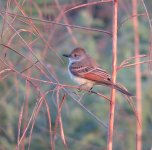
(89, 86, 93, 92)
(88, 86, 93, 94)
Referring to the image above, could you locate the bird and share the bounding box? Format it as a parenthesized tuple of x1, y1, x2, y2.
(63, 47, 133, 97)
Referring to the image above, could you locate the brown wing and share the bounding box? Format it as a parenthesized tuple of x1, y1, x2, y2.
(70, 62, 112, 85)
(82, 68, 112, 84)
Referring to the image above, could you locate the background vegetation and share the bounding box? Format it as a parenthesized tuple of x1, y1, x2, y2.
(0, 0, 152, 150)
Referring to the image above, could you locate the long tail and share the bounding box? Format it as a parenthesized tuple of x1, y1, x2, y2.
(96, 80, 133, 96)
(113, 83, 133, 97)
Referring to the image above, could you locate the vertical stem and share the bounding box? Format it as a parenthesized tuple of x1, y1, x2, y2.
(132, 0, 142, 150)
(107, 0, 118, 150)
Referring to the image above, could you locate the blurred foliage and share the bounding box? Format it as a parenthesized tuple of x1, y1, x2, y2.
(0, 0, 152, 150)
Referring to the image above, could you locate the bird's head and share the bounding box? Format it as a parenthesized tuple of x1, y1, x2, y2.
(63, 48, 86, 62)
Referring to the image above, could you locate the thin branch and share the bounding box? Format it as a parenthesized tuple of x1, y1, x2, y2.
(54, 0, 78, 45)
(132, 0, 142, 149)
(118, 13, 150, 31)
(54, 90, 67, 149)
(117, 59, 152, 71)
(64, 0, 113, 15)
(0, 12, 59, 83)
(0, 10, 112, 36)
(64, 89, 108, 128)
(119, 54, 147, 67)
(107, 0, 118, 150)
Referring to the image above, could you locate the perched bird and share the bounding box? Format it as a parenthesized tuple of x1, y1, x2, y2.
(63, 48, 133, 96)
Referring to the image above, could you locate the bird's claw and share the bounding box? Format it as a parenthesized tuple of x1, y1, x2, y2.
(88, 87, 93, 95)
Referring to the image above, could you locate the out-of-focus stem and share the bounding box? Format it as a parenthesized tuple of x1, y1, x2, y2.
(132, 0, 142, 150)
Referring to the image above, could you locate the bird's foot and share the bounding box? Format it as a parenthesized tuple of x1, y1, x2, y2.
(88, 87, 93, 95)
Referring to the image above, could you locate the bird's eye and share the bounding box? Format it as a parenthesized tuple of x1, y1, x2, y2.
(74, 54, 77, 57)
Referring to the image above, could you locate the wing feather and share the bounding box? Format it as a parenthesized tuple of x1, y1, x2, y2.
(70, 64, 111, 84)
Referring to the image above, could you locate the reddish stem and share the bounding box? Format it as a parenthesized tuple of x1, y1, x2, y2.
(132, 0, 142, 149)
(107, 0, 118, 150)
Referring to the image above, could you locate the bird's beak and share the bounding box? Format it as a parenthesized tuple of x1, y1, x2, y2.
(63, 54, 70, 58)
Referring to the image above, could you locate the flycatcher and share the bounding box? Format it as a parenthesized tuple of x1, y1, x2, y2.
(63, 47, 133, 96)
